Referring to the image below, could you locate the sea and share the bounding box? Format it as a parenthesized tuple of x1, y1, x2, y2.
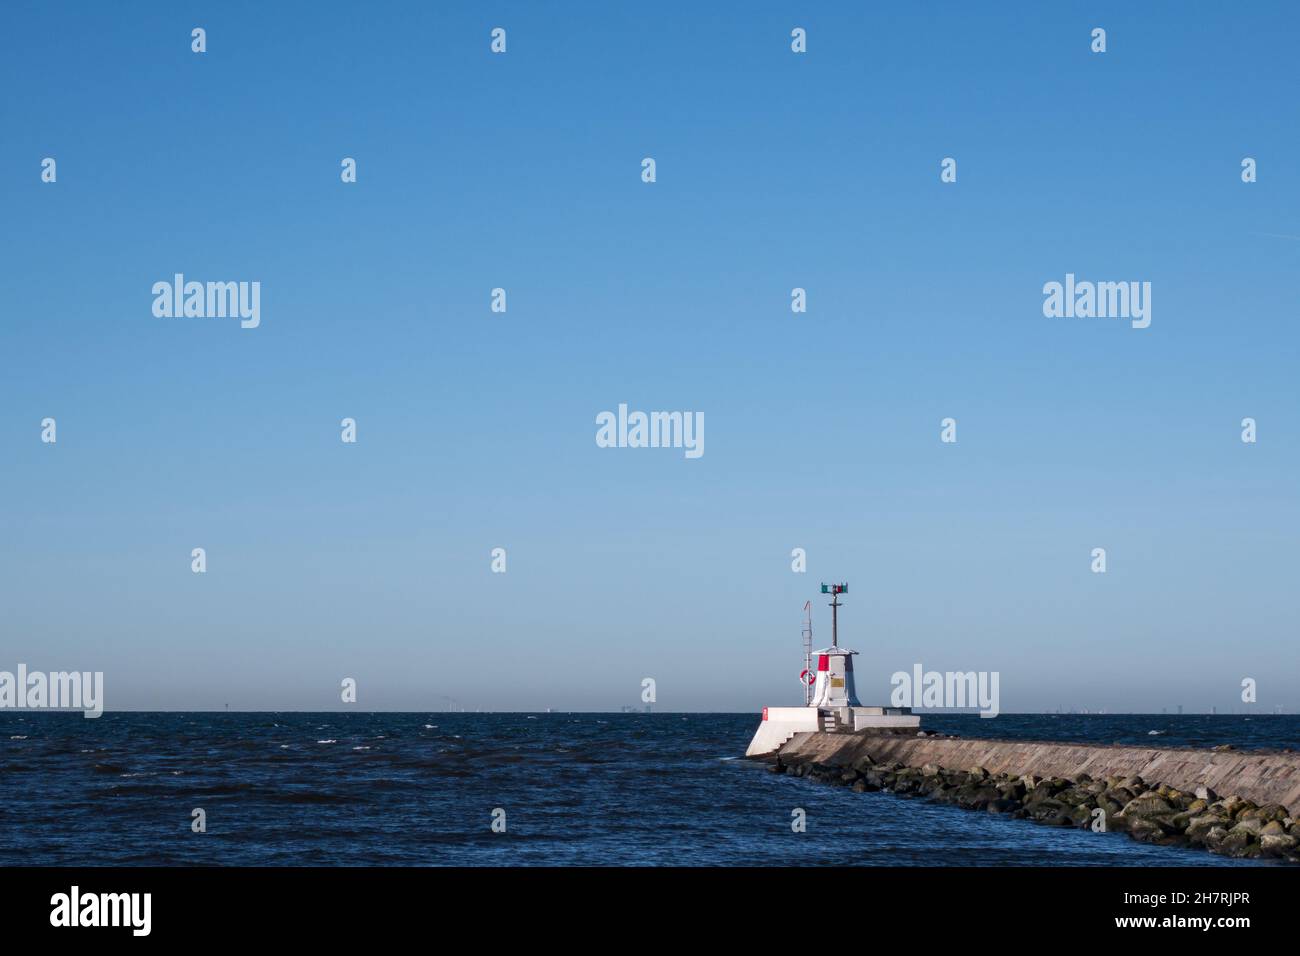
(2, 712, 1296, 866)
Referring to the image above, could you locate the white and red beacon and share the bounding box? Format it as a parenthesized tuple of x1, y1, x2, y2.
(746, 583, 919, 756)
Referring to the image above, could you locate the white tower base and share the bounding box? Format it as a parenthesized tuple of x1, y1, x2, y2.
(744, 705, 921, 757)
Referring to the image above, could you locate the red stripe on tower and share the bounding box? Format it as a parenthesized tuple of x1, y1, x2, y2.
(818, 655, 829, 671)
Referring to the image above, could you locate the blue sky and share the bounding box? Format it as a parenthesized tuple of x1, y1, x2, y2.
(2, 2, 1297, 712)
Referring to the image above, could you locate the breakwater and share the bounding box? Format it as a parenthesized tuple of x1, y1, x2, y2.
(764, 731, 1300, 861)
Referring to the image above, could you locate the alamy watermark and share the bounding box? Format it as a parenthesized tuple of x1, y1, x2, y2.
(152, 274, 261, 329)
(890, 664, 1000, 718)
(50, 886, 150, 936)
(595, 403, 704, 459)
(0, 665, 103, 717)
(1042, 273, 1150, 329)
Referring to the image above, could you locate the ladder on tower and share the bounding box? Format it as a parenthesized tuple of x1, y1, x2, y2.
(801, 601, 813, 706)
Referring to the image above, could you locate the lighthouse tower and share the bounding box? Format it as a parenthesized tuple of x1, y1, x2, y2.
(809, 583, 860, 709)
(745, 582, 920, 756)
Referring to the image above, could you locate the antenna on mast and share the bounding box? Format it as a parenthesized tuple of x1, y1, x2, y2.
(820, 582, 848, 647)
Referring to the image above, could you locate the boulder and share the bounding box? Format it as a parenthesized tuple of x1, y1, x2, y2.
(1055, 788, 1087, 806)
(1026, 798, 1067, 821)
(1126, 818, 1165, 843)
(1229, 817, 1264, 837)
(917, 776, 946, 797)
(1186, 814, 1230, 842)
(1215, 829, 1255, 856)
(1260, 833, 1299, 857)
(1239, 804, 1288, 824)
(998, 781, 1027, 802)
(1121, 795, 1175, 818)
(1194, 785, 1218, 802)
(893, 775, 921, 795)
(1213, 795, 1246, 818)
(1202, 826, 1230, 850)
(1098, 796, 1123, 817)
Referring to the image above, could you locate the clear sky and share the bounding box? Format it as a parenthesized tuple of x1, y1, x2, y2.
(2, 2, 1297, 713)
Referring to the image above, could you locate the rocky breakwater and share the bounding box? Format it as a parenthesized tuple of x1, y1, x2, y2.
(768, 749, 1300, 862)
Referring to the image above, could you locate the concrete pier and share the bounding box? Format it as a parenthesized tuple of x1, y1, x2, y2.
(772, 732, 1300, 814)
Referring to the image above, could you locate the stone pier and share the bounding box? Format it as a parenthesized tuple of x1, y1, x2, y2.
(771, 732, 1300, 813)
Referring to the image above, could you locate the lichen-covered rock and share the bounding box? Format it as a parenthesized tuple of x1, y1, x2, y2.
(1121, 795, 1175, 818)
(1239, 803, 1288, 824)
(1185, 812, 1230, 838)
(1215, 828, 1255, 856)
(1126, 818, 1167, 843)
(1229, 817, 1264, 836)
(1097, 796, 1123, 817)
(1202, 825, 1230, 850)
(1260, 833, 1298, 857)
(1215, 795, 1249, 818)
(1056, 787, 1093, 807)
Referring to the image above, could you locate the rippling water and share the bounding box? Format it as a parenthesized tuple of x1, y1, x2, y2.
(2, 712, 1294, 866)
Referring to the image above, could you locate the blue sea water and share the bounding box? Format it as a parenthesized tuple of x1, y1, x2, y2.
(1, 713, 1295, 866)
